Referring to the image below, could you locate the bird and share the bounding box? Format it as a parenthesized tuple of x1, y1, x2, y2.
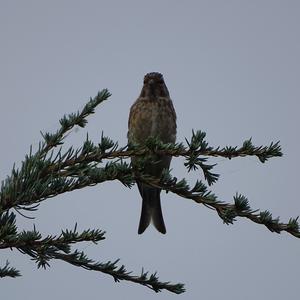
(128, 72, 177, 234)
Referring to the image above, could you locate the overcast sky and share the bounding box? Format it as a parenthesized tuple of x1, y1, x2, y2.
(0, 1, 299, 299)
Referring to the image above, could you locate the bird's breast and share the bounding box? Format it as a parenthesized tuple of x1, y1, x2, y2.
(129, 98, 176, 144)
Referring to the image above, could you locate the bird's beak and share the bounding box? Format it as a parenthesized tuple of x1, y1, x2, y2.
(148, 79, 156, 97)
(148, 79, 155, 86)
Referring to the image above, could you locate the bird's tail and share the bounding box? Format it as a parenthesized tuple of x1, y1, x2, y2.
(137, 183, 166, 234)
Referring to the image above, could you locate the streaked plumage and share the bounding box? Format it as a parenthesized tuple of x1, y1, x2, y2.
(128, 72, 177, 234)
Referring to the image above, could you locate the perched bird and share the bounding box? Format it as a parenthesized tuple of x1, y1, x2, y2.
(128, 72, 177, 234)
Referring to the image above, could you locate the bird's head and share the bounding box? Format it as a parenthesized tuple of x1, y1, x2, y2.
(140, 72, 170, 99)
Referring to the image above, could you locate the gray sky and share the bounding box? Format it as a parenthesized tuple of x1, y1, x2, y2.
(0, 1, 299, 299)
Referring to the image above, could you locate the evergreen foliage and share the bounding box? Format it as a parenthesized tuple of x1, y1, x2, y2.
(0, 89, 288, 294)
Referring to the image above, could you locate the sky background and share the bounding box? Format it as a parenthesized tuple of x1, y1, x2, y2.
(0, 1, 299, 299)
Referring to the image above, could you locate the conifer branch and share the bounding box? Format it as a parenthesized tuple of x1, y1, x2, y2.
(0, 90, 185, 293)
(0, 131, 282, 213)
(39, 89, 111, 156)
(0, 261, 21, 278)
(136, 172, 300, 238)
(0, 88, 289, 294)
(52, 251, 185, 294)
(0, 211, 184, 293)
